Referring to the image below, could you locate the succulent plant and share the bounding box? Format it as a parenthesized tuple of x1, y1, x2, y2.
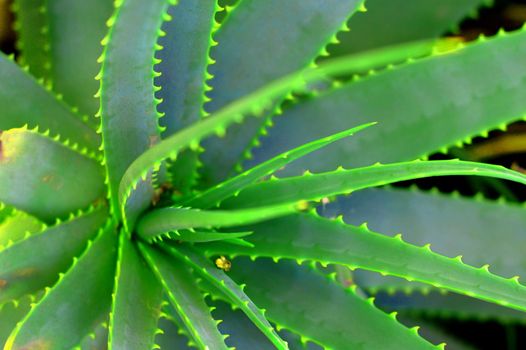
(2, 0, 526, 349)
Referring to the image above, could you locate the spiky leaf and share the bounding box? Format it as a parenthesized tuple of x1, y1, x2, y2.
(0, 207, 107, 304)
(0, 128, 105, 221)
(5, 220, 117, 350)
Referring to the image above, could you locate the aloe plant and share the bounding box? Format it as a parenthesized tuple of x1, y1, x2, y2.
(2, 0, 526, 348)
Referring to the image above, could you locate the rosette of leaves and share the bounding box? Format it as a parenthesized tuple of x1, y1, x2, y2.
(2, 0, 526, 349)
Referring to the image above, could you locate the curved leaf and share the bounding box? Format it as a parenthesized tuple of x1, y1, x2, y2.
(185, 122, 375, 208)
(323, 187, 526, 279)
(118, 40, 438, 212)
(5, 219, 117, 350)
(98, 0, 173, 219)
(200, 0, 364, 184)
(156, 316, 194, 350)
(332, 0, 490, 56)
(0, 294, 38, 347)
(0, 128, 105, 221)
(108, 232, 163, 350)
(157, 0, 218, 135)
(221, 160, 526, 208)
(139, 243, 228, 350)
(137, 203, 298, 240)
(202, 213, 526, 313)
(227, 258, 435, 349)
(0, 53, 99, 150)
(47, 0, 114, 122)
(157, 0, 219, 193)
(374, 290, 526, 324)
(0, 207, 107, 304)
(78, 321, 109, 350)
(0, 211, 44, 248)
(162, 244, 288, 349)
(250, 28, 526, 175)
(157, 229, 253, 244)
(11, 0, 51, 80)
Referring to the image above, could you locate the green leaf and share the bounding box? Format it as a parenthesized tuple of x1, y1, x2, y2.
(5, 219, 117, 350)
(0, 207, 107, 304)
(136, 203, 298, 240)
(0, 294, 38, 347)
(47, 0, 114, 123)
(139, 243, 228, 350)
(227, 258, 435, 349)
(0, 128, 105, 221)
(0, 53, 99, 150)
(374, 290, 526, 325)
(185, 122, 375, 208)
(250, 28, 526, 175)
(0, 211, 45, 248)
(156, 0, 219, 194)
(323, 187, 526, 279)
(211, 300, 276, 349)
(332, 0, 490, 55)
(220, 160, 526, 208)
(162, 244, 288, 350)
(157, 0, 218, 135)
(118, 39, 437, 214)
(156, 229, 253, 244)
(98, 0, 174, 219)
(108, 232, 163, 350)
(156, 316, 194, 350)
(202, 213, 526, 313)
(77, 321, 109, 350)
(200, 0, 365, 185)
(11, 0, 51, 80)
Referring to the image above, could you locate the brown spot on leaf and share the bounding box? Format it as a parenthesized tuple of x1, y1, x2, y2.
(13, 267, 37, 277)
(0, 131, 3, 161)
(0, 279, 7, 288)
(16, 338, 52, 350)
(148, 134, 160, 148)
(41, 175, 53, 183)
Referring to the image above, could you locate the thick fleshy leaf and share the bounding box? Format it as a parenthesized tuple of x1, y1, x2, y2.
(203, 213, 526, 313)
(139, 243, 228, 350)
(157, 0, 218, 135)
(118, 40, 439, 213)
(47, 0, 114, 123)
(5, 220, 117, 350)
(0, 294, 38, 347)
(250, 28, 526, 175)
(162, 244, 288, 349)
(108, 232, 163, 350)
(0, 53, 99, 150)
(98, 0, 173, 219)
(200, 0, 365, 185)
(0, 210, 44, 248)
(156, 316, 193, 350)
(211, 300, 276, 349)
(136, 203, 298, 240)
(0, 128, 105, 221)
(0, 207, 107, 304)
(157, 0, 218, 193)
(374, 290, 526, 324)
(11, 0, 50, 80)
(332, 0, 490, 56)
(185, 122, 375, 208)
(221, 160, 526, 208)
(226, 258, 435, 349)
(78, 321, 109, 350)
(155, 229, 253, 244)
(323, 187, 526, 279)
